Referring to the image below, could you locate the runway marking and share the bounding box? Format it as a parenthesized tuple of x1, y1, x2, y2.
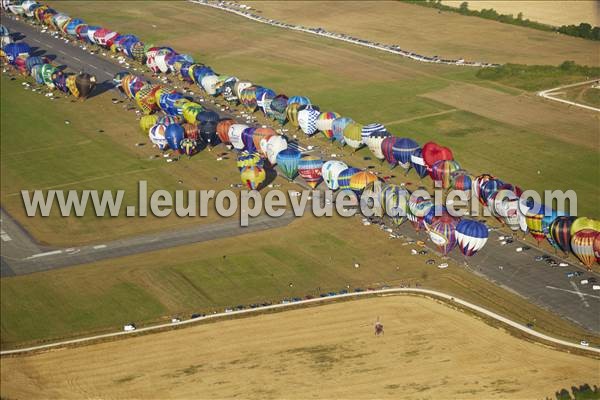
(26, 250, 63, 260)
(93, 244, 107, 250)
(569, 281, 591, 307)
(1, 228, 12, 242)
(546, 285, 599, 302)
(73, 56, 81, 62)
(89, 64, 98, 70)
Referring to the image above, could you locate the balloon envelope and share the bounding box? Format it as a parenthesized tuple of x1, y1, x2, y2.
(276, 148, 302, 181)
(456, 219, 489, 257)
(321, 160, 348, 190)
(298, 156, 324, 188)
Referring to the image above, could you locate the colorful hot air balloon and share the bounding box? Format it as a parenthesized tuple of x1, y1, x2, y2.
(256, 87, 276, 116)
(240, 166, 266, 190)
(473, 174, 494, 204)
(316, 112, 340, 140)
(570, 217, 600, 236)
(165, 124, 185, 153)
(525, 204, 548, 244)
(241, 127, 257, 153)
(270, 95, 288, 125)
(422, 142, 453, 177)
(287, 95, 310, 107)
(423, 205, 450, 231)
(182, 102, 203, 125)
(286, 102, 301, 128)
(349, 171, 377, 195)
(408, 190, 433, 231)
(381, 184, 409, 225)
(456, 219, 489, 257)
(490, 189, 520, 231)
(480, 178, 504, 207)
(321, 160, 348, 190)
(264, 135, 288, 165)
(298, 156, 324, 188)
(276, 148, 302, 181)
(451, 171, 472, 200)
(182, 123, 199, 141)
(180, 138, 197, 157)
(337, 167, 361, 191)
(237, 151, 263, 171)
(571, 229, 599, 269)
(431, 160, 461, 189)
(158, 115, 180, 126)
(332, 117, 352, 145)
(393, 138, 419, 170)
(240, 85, 258, 112)
(343, 122, 364, 150)
(550, 216, 577, 255)
(252, 126, 276, 154)
(410, 148, 428, 179)
(428, 215, 459, 255)
(542, 209, 565, 250)
(139, 115, 158, 134)
(298, 106, 320, 136)
(365, 131, 390, 161)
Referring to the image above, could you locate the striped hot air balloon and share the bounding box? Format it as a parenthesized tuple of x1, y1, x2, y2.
(316, 112, 340, 140)
(473, 174, 494, 204)
(571, 229, 599, 269)
(431, 160, 461, 189)
(550, 216, 577, 255)
(180, 138, 197, 157)
(337, 167, 361, 191)
(380, 184, 409, 225)
(451, 171, 472, 200)
(276, 148, 302, 181)
(298, 156, 324, 188)
(410, 148, 428, 179)
(525, 204, 548, 244)
(393, 138, 419, 170)
(428, 215, 459, 256)
(182, 123, 199, 141)
(456, 219, 489, 257)
(381, 136, 400, 168)
(361, 123, 386, 143)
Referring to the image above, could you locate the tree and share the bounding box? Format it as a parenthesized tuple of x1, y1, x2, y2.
(517, 12, 523, 20)
(459, 1, 469, 13)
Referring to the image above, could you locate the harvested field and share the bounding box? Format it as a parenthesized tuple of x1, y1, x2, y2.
(248, 1, 599, 65)
(1, 296, 597, 399)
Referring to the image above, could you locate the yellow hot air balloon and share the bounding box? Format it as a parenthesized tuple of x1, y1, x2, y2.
(240, 166, 266, 190)
(140, 115, 159, 134)
(182, 102, 203, 124)
(349, 170, 377, 194)
(570, 217, 600, 236)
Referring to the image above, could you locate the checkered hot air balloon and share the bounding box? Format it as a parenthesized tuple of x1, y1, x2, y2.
(456, 219, 489, 257)
(298, 106, 320, 136)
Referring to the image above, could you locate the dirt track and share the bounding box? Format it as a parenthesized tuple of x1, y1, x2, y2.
(2, 296, 597, 399)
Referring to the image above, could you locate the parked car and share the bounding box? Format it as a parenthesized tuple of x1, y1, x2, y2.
(123, 323, 136, 332)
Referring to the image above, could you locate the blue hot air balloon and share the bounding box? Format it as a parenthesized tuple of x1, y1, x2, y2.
(361, 123, 386, 143)
(287, 96, 311, 106)
(394, 138, 420, 170)
(196, 110, 220, 147)
(337, 167, 361, 191)
(165, 124, 185, 153)
(276, 148, 302, 181)
(456, 219, 489, 257)
(410, 148, 428, 178)
(480, 178, 504, 206)
(241, 127, 257, 152)
(332, 117, 353, 145)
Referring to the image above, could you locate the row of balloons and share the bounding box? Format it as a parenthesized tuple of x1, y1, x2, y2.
(5, 1, 600, 268)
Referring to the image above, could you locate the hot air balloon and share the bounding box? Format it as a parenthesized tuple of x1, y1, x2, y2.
(180, 138, 197, 157)
(361, 123, 386, 144)
(422, 142, 453, 177)
(286, 102, 301, 128)
(240, 166, 266, 190)
(429, 215, 459, 255)
(349, 170, 377, 195)
(298, 156, 324, 188)
(410, 148, 428, 179)
(408, 190, 433, 231)
(594, 234, 600, 263)
(361, 180, 385, 217)
(270, 95, 288, 125)
(337, 167, 361, 191)
(149, 124, 168, 151)
(240, 85, 258, 112)
(393, 138, 419, 170)
(456, 219, 489, 257)
(431, 160, 461, 189)
(252, 126, 276, 154)
(331, 117, 352, 145)
(200, 74, 219, 96)
(237, 151, 263, 171)
(66, 72, 96, 99)
(357, 130, 386, 162)
(381, 184, 409, 224)
(256, 87, 276, 116)
(480, 178, 504, 207)
(182, 102, 203, 124)
(423, 205, 450, 231)
(287, 96, 310, 107)
(234, 81, 252, 101)
(570, 217, 600, 236)
(451, 171, 472, 200)
(542, 209, 565, 250)
(276, 148, 302, 181)
(241, 127, 257, 153)
(381, 136, 400, 168)
(158, 115, 181, 126)
(227, 124, 248, 150)
(473, 174, 494, 204)
(525, 204, 549, 244)
(135, 84, 159, 114)
(342, 122, 364, 150)
(571, 229, 599, 269)
(490, 189, 520, 230)
(550, 216, 577, 255)
(197, 111, 220, 147)
(321, 160, 348, 190)
(298, 106, 320, 136)
(139, 115, 158, 134)
(165, 124, 185, 153)
(220, 76, 239, 103)
(182, 123, 199, 141)
(216, 119, 234, 144)
(316, 112, 340, 140)
(264, 135, 288, 165)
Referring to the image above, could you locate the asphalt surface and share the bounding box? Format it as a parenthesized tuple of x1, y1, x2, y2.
(1, 16, 599, 335)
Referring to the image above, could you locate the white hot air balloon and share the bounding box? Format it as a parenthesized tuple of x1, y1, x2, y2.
(227, 124, 248, 150)
(321, 160, 348, 190)
(263, 135, 288, 165)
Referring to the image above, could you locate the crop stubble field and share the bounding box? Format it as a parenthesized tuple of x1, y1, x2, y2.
(1, 296, 598, 400)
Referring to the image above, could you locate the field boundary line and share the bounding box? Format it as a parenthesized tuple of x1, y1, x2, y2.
(1, 287, 597, 356)
(537, 79, 600, 112)
(382, 109, 458, 126)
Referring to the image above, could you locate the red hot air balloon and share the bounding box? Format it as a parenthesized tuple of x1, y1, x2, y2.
(422, 142, 453, 178)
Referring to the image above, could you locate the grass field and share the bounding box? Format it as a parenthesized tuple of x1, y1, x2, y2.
(246, 0, 598, 66)
(2, 213, 597, 349)
(15, 0, 600, 223)
(552, 84, 600, 108)
(2, 296, 598, 399)
(443, 0, 599, 27)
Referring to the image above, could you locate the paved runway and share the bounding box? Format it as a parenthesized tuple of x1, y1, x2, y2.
(1, 16, 599, 335)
